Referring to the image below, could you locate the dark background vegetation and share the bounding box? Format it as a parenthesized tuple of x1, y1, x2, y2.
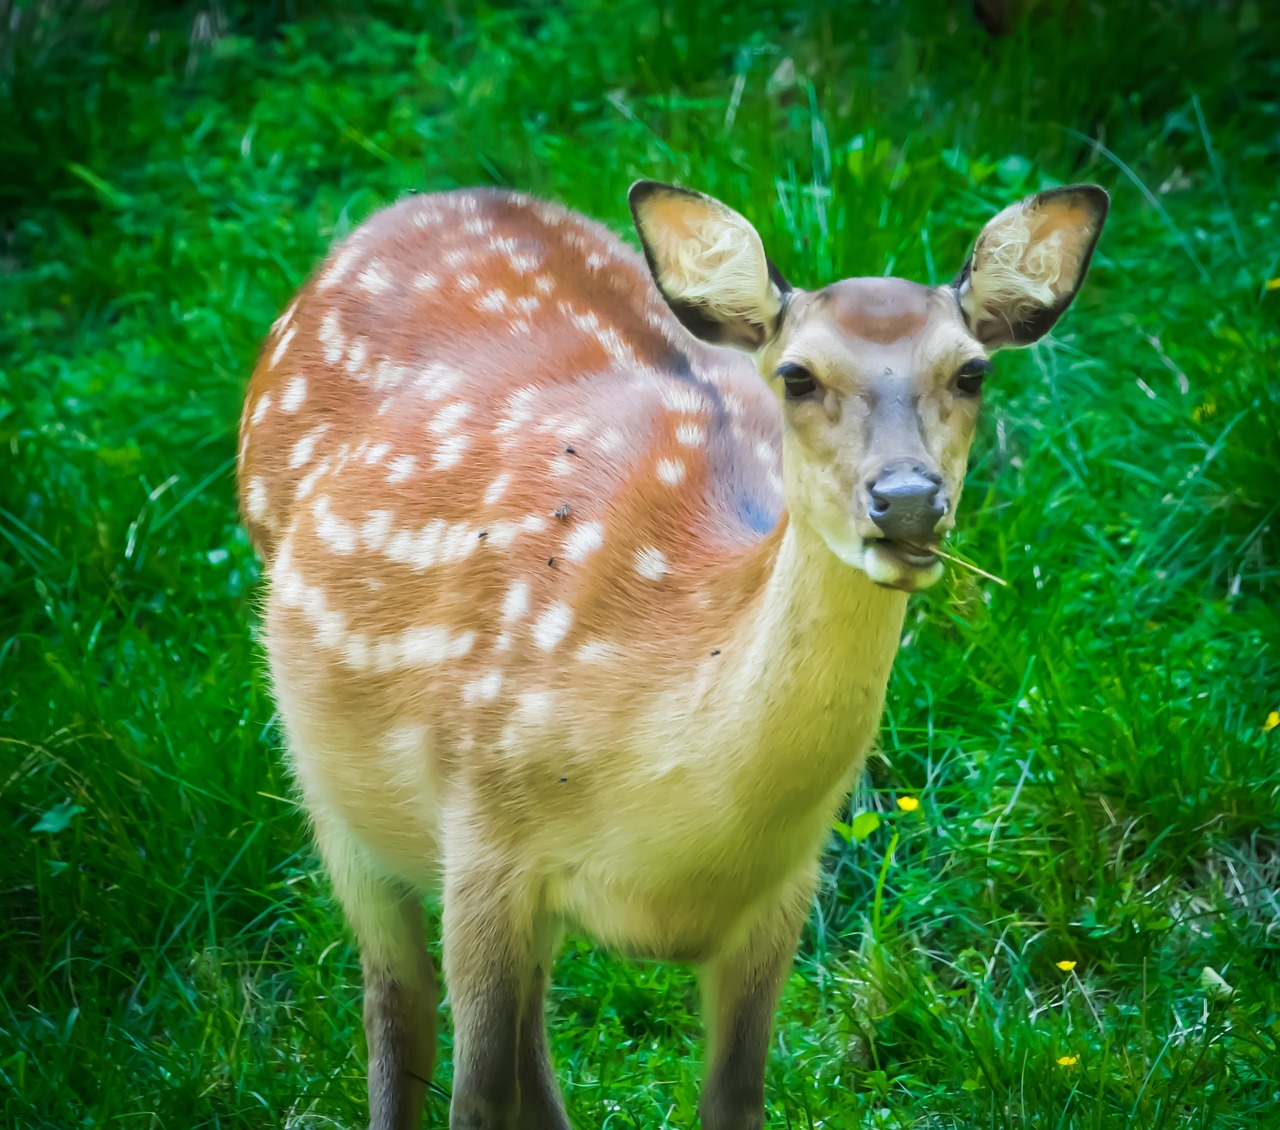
(2, 1, 1278, 1125)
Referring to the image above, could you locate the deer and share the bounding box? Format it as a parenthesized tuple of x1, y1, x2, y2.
(236, 177, 1107, 1129)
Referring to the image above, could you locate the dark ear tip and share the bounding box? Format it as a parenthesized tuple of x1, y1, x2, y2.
(627, 180, 666, 208)
(628, 179, 706, 211)
(1037, 183, 1110, 225)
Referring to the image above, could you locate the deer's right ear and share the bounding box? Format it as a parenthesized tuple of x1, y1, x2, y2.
(629, 181, 789, 351)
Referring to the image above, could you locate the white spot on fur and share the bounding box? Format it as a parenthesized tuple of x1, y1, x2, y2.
(598, 427, 624, 454)
(635, 547, 669, 581)
(319, 311, 345, 364)
(463, 670, 504, 705)
(360, 510, 394, 550)
(294, 457, 331, 500)
(345, 339, 368, 378)
(245, 477, 268, 519)
(486, 513, 547, 549)
(313, 496, 356, 555)
(532, 602, 574, 651)
(250, 394, 272, 425)
(502, 580, 530, 623)
(456, 273, 480, 292)
(565, 306, 600, 334)
(372, 361, 412, 391)
(484, 473, 512, 506)
(358, 261, 394, 294)
(397, 626, 475, 667)
(289, 424, 329, 469)
(598, 326, 638, 367)
(562, 521, 604, 562)
(319, 237, 364, 290)
(281, 377, 307, 413)
(433, 433, 471, 469)
(363, 442, 391, 465)
(415, 361, 465, 401)
(660, 385, 709, 415)
(430, 401, 472, 434)
(386, 455, 417, 483)
(271, 300, 298, 335)
(549, 456, 576, 476)
(270, 325, 297, 369)
(383, 519, 483, 573)
(676, 422, 706, 446)
(494, 386, 540, 435)
(533, 275, 555, 295)
(478, 290, 508, 313)
(414, 271, 440, 291)
(576, 640, 620, 663)
(656, 458, 685, 484)
(516, 690, 555, 723)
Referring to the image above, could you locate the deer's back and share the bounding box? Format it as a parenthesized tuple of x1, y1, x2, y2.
(239, 189, 782, 560)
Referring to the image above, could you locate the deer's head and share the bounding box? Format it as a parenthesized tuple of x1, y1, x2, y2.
(630, 180, 1108, 591)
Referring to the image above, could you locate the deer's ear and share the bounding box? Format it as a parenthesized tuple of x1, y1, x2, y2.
(629, 180, 789, 351)
(953, 185, 1108, 348)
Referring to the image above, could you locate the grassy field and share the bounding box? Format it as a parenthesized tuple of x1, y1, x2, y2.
(3, 1, 1278, 1126)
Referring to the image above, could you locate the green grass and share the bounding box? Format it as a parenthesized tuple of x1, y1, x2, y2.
(3, 1, 1278, 1126)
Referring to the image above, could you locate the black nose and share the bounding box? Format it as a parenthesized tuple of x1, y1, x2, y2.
(868, 460, 946, 542)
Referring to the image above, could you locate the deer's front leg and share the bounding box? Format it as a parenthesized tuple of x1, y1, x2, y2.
(515, 923, 571, 1130)
(699, 875, 814, 1130)
(443, 864, 534, 1130)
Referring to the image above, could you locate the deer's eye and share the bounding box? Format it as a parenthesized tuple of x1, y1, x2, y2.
(778, 363, 818, 400)
(955, 358, 991, 396)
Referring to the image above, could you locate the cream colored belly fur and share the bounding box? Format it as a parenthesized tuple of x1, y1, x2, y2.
(270, 595, 887, 964)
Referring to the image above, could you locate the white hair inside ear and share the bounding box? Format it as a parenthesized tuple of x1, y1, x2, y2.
(630, 183, 787, 350)
(654, 207, 779, 325)
(958, 185, 1108, 348)
(961, 201, 1063, 322)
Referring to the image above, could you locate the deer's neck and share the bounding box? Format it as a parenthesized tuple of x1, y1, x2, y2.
(683, 514, 909, 807)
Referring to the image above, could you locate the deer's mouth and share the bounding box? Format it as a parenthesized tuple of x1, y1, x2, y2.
(872, 538, 939, 569)
(862, 537, 944, 591)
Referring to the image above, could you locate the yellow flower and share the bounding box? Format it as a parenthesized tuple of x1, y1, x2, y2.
(1057, 1054, 1079, 1067)
(1265, 711, 1279, 733)
(1266, 277, 1280, 292)
(896, 796, 920, 812)
(1055, 960, 1077, 971)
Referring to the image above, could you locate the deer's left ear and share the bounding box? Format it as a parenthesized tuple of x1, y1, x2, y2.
(629, 180, 790, 351)
(953, 185, 1109, 349)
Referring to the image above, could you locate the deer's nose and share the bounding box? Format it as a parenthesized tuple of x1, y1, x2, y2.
(867, 460, 946, 543)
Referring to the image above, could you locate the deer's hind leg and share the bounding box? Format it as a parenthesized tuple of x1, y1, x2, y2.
(313, 808, 438, 1130)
